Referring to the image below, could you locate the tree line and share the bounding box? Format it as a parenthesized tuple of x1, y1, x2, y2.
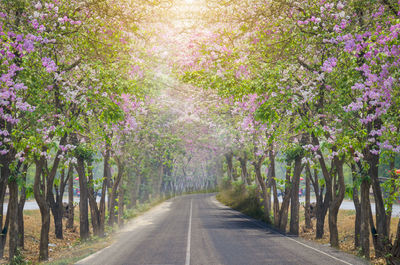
(0, 0, 221, 263)
(181, 0, 400, 263)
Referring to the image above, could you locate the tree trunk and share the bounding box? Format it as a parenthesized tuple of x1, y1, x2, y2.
(238, 154, 249, 185)
(369, 202, 379, 252)
(265, 154, 273, 221)
(311, 134, 333, 239)
(365, 119, 388, 258)
(225, 152, 234, 181)
(360, 177, 371, 259)
(17, 164, 28, 249)
(0, 157, 11, 259)
(88, 193, 100, 237)
(33, 157, 50, 261)
(49, 193, 64, 240)
(8, 180, 18, 260)
(305, 165, 312, 230)
(48, 174, 66, 240)
(109, 159, 124, 227)
(289, 155, 304, 235)
(352, 164, 361, 249)
(37, 207, 50, 261)
(253, 157, 271, 223)
(0, 207, 9, 259)
(55, 179, 67, 238)
(87, 162, 101, 237)
(315, 204, 328, 239)
(269, 151, 280, 227)
(279, 193, 291, 232)
(271, 178, 280, 226)
(75, 157, 89, 240)
(99, 146, 111, 236)
(5, 161, 22, 261)
(107, 178, 113, 213)
(118, 179, 124, 228)
(329, 157, 345, 248)
(67, 166, 74, 229)
(278, 164, 292, 232)
(370, 160, 388, 258)
(46, 136, 67, 240)
(156, 163, 164, 197)
(39, 208, 50, 262)
(308, 165, 329, 239)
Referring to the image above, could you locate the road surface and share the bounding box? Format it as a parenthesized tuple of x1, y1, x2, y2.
(77, 194, 367, 265)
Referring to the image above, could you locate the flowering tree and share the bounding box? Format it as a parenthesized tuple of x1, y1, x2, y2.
(181, 0, 400, 261)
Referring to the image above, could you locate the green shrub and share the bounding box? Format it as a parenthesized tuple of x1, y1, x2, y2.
(8, 248, 30, 265)
(217, 183, 264, 220)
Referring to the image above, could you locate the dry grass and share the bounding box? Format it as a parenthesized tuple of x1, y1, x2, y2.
(299, 207, 399, 265)
(1, 208, 81, 264)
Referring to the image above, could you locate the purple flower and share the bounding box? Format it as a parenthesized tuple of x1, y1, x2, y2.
(16, 34, 24, 42)
(38, 25, 46, 33)
(34, 2, 42, 10)
(344, 39, 356, 52)
(31, 19, 39, 29)
(321, 57, 337, 73)
(370, 149, 379, 155)
(0, 150, 9, 155)
(42, 57, 58, 73)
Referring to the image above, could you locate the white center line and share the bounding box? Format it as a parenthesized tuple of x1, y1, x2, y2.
(185, 199, 193, 265)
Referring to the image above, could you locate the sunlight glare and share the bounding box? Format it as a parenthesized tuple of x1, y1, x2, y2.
(185, 0, 194, 3)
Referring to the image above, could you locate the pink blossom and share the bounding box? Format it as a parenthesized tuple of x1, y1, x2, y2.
(42, 57, 58, 73)
(370, 149, 379, 155)
(321, 57, 337, 73)
(0, 150, 9, 155)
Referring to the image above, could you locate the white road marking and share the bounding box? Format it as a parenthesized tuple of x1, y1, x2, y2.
(185, 199, 193, 265)
(283, 235, 353, 265)
(210, 196, 354, 265)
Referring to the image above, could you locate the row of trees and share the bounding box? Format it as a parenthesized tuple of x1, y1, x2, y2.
(0, 0, 222, 263)
(181, 0, 400, 263)
(0, 0, 146, 261)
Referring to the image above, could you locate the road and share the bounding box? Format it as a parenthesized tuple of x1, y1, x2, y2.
(77, 194, 367, 265)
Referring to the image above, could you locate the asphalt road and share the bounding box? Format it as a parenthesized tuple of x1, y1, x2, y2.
(76, 194, 367, 265)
